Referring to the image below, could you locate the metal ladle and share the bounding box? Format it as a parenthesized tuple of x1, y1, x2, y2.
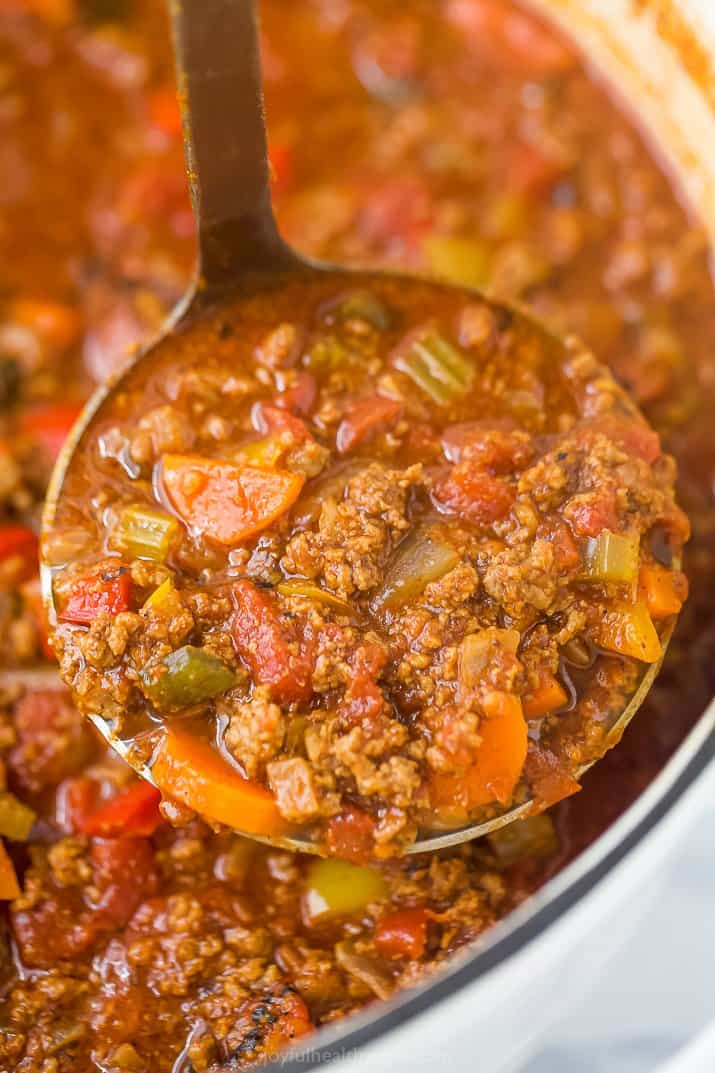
(40, 0, 676, 855)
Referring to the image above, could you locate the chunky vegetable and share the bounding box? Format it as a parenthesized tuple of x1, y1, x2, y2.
(434, 463, 515, 524)
(233, 579, 315, 703)
(594, 601, 662, 662)
(393, 326, 474, 405)
(151, 727, 286, 836)
(161, 453, 305, 546)
(0, 791, 36, 841)
(114, 504, 180, 561)
(142, 577, 180, 614)
(21, 401, 83, 459)
(58, 566, 131, 625)
(584, 530, 639, 584)
(234, 436, 286, 469)
(0, 841, 20, 901)
(331, 290, 391, 330)
(429, 694, 528, 820)
(325, 808, 376, 862)
(80, 782, 162, 838)
(302, 858, 387, 923)
(638, 563, 688, 619)
(141, 645, 235, 710)
(375, 907, 430, 959)
(336, 396, 402, 454)
(459, 628, 520, 691)
(523, 672, 569, 718)
(277, 579, 355, 617)
(370, 528, 460, 613)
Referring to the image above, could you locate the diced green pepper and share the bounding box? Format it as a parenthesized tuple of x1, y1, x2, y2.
(370, 528, 460, 614)
(141, 645, 235, 711)
(304, 335, 350, 372)
(332, 290, 392, 330)
(277, 579, 355, 617)
(114, 504, 180, 562)
(303, 858, 387, 923)
(423, 235, 491, 289)
(0, 792, 36, 841)
(584, 530, 639, 584)
(394, 328, 474, 405)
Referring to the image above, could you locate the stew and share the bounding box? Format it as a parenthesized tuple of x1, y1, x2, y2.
(0, 0, 713, 1070)
(47, 275, 688, 854)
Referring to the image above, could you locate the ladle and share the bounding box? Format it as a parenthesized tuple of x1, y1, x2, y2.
(40, 0, 675, 855)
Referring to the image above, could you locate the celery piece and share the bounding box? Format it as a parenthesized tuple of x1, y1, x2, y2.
(277, 579, 355, 617)
(394, 328, 474, 405)
(584, 530, 639, 584)
(333, 290, 392, 330)
(115, 504, 180, 562)
(141, 645, 235, 710)
(0, 792, 36, 841)
(424, 235, 491, 289)
(370, 528, 460, 614)
(303, 858, 387, 923)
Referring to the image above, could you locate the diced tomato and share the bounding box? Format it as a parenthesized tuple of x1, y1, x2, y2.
(502, 141, 568, 197)
(523, 672, 569, 719)
(81, 782, 163, 838)
(276, 372, 318, 417)
(537, 518, 579, 570)
(446, 0, 577, 76)
(441, 419, 531, 472)
(336, 396, 403, 454)
(162, 453, 305, 546)
(340, 644, 388, 726)
(269, 142, 293, 196)
(148, 85, 182, 137)
(254, 403, 312, 443)
(90, 837, 159, 927)
(375, 906, 430, 959)
(56, 776, 101, 834)
(434, 463, 514, 525)
(232, 579, 314, 704)
(58, 566, 132, 625)
(325, 807, 377, 863)
(20, 402, 83, 459)
(566, 485, 619, 538)
(0, 526, 38, 580)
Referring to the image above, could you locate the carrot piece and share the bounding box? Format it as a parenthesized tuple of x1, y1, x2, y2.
(638, 563, 688, 619)
(80, 782, 163, 838)
(0, 841, 20, 901)
(151, 728, 287, 837)
(375, 907, 430, 960)
(523, 673, 568, 719)
(594, 601, 662, 663)
(161, 453, 305, 546)
(325, 807, 376, 863)
(429, 694, 527, 821)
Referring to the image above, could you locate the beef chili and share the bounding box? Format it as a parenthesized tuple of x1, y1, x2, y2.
(0, 0, 714, 1070)
(46, 274, 688, 854)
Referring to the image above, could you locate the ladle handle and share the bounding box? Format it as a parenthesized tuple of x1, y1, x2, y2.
(170, 0, 297, 285)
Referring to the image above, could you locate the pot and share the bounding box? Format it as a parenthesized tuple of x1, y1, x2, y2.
(271, 3, 715, 1070)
